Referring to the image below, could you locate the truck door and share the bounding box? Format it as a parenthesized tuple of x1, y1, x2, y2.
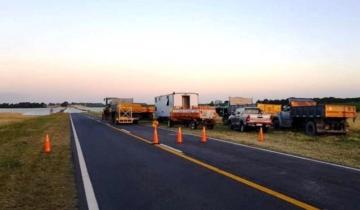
(279, 110, 292, 128)
(182, 95, 190, 109)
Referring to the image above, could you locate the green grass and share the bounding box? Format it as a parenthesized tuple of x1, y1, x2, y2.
(0, 113, 77, 210)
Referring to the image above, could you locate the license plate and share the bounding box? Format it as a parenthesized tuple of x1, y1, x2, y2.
(256, 124, 262, 126)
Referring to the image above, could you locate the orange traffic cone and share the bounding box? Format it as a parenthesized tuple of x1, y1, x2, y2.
(201, 126, 207, 143)
(153, 127, 159, 144)
(258, 127, 265, 142)
(177, 127, 183, 144)
(44, 134, 51, 153)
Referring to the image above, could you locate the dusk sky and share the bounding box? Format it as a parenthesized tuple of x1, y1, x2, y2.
(1, 0, 359, 103)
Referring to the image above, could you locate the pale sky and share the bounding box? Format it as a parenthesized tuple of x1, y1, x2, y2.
(0, 0, 359, 103)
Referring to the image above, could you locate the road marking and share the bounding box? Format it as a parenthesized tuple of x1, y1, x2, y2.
(105, 124, 152, 144)
(160, 143, 183, 154)
(120, 129, 131, 134)
(99, 121, 319, 210)
(154, 125, 360, 173)
(70, 115, 99, 210)
(155, 143, 319, 210)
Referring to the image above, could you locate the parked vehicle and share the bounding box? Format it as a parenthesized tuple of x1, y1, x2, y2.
(257, 103, 282, 116)
(215, 97, 254, 125)
(272, 98, 357, 135)
(102, 97, 154, 124)
(228, 107, 272, 132)
(154, 92, 216, 129)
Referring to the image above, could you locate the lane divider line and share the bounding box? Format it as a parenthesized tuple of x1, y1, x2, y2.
(70, 115, 100, 210)
(160, 144, 183, 154)
(97, 119, 319, 210)
(154, 143, 319, 210)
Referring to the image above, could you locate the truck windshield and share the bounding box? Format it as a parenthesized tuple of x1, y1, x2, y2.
(244, 108, 260, 114)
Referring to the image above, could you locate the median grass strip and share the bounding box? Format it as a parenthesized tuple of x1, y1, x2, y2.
(0, 113, 76, 210)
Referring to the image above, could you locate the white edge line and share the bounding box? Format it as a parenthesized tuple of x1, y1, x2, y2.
(153, 125, 360, 173)
(70, 115, 100, 210)
(160, 143, 183, 154)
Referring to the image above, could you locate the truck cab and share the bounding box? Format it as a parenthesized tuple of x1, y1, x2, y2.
(273, 106, 292, 128)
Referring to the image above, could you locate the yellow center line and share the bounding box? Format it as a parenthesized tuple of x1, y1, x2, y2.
(105, 122, 319, 210)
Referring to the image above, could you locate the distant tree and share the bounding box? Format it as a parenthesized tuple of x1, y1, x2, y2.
(61, 101, 69, 107)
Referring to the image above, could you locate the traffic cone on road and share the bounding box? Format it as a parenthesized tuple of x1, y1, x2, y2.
(201, 126, 207, 143)
(44, 134, 51, 153)
(258, 127, 265, 142)
(176, 127, 183, 144)
(153, 127, 159, 144)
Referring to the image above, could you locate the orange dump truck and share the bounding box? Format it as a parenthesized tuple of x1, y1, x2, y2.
(102, 97, 154, 124)
(257, 103, 282, 116)
(272, 98, 357, 135)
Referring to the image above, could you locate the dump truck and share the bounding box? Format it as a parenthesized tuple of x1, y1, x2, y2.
(272, 98, 357, 135)
(257, 103, 282, 116)
(154, 92, 216, 129)
(215, 97, 254, 125)
(102, 97, 154, 124)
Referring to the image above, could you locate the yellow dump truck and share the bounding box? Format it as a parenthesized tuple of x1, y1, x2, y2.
(257, 103, 282, 116)
(102, 98, 154, 124)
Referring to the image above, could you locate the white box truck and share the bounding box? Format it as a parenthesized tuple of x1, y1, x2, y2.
(154, 92, 216, 129)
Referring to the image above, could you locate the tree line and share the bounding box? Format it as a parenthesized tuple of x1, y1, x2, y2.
(0, 102, 47, 108)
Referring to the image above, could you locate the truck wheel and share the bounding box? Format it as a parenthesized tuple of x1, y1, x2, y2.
(167, 120, 173, 128)
(272, 118, 280, 129)
(207, 124, 214, 129)
(229, 123, 235, 130)
(262, 126, 269, 133)
(239, 123, 245, 132)
(305, 121, 317, 136)
(190, 121, 197, 130)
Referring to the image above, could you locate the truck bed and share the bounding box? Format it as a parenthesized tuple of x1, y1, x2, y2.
(257, 104, 282, 115)
(290, 104, 356, 119)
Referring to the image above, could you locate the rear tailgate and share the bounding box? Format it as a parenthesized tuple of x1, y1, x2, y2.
(325, 104, 357, 118)
(249, 114, 272, 124)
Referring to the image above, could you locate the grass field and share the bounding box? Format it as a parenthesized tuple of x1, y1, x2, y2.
(0, 113, 34, 126)
(0, 113, 76, 210)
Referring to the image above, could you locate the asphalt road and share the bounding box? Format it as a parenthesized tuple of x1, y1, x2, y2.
(71, 113, 360, 210)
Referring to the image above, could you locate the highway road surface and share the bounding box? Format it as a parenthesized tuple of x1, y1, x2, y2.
(70, 113, 360, 210)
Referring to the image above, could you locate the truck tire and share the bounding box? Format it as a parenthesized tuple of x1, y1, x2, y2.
(190, 121, 197, 130)
(229, 123, 235, 130)
(239, 123, 245, 132)
(305, 121, 317, 136)
(207, 124, 214, 129)
(272, 118, 280, 129)
(167, 120, 173, 128)
(262, 126, 269, 133)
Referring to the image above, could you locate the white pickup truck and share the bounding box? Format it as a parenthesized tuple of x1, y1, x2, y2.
(228, 107, 272, 132)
